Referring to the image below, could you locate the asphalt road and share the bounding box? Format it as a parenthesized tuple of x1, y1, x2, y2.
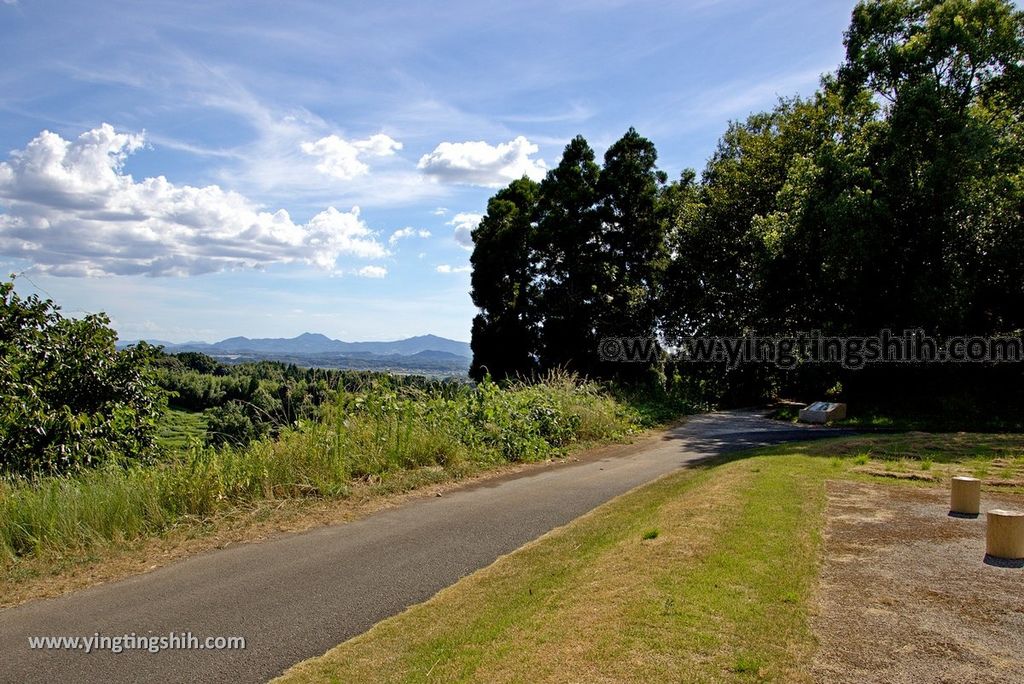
(0, 410, 850, 683)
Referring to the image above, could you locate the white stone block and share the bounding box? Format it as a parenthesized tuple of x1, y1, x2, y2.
(798, 401, 847, 424)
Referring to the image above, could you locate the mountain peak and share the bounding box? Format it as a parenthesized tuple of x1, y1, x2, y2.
(123, 332, 471, 360)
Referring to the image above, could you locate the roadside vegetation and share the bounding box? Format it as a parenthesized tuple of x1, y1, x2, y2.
(0, 369, 654, 571)
(276, 432, 1024, 683)
(152, 352, 410, 448)
(0, 274, 701, 603)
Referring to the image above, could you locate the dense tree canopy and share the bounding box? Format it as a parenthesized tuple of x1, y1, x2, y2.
(469, 128, 667, 382)
(470, 0, 1024, 408)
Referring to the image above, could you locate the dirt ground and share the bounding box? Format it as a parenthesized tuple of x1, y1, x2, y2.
(812, 480, 1024, 683)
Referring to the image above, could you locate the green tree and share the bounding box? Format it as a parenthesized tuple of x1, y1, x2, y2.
(468, 0, 1024, 409)
(839, 0, 1024, 333)
(533, 135, 604, 374)
(469, 177, 542, 381)
(0, 279, 165, 474)
(204, 400, 267, 448)
(659, 0, 1024, 403)
(176, 351, 221, 374)
(595, 128, 667, 379)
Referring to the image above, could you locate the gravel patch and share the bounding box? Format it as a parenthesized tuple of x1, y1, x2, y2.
(812, 480, 1024, 683)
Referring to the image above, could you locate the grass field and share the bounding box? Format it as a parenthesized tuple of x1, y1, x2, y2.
(277, 432, 1024, 683)
(156, 407, 208, 449)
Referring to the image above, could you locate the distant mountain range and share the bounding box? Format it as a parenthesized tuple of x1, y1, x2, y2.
(118, 333, 472, 375)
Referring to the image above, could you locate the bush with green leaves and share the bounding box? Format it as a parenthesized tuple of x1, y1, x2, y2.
(0, 279, 164, 475)
(203, 400, 269, 448)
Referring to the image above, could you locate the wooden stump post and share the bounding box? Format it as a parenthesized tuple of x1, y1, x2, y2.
(986, 510, 1024, 560)
(950, 476, 981, 516)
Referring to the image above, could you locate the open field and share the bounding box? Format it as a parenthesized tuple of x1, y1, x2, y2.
(156, 407, 208, 449)
(278, 432, 1024, 683)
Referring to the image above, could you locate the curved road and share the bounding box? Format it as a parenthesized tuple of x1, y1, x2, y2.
(0, 410, 850, 683)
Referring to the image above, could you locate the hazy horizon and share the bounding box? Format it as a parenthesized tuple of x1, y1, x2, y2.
(119, 330, 470, 346)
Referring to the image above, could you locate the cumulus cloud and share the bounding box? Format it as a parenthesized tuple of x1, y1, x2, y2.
(300, 133, 402, 181)
(356, 265, 387, 278)
(388, 227, 432, 245)
(417, 136, 546, 187)
(0, 124, 388, 276)
(448, 212, 481, 250)
(436, 264, 471, 274)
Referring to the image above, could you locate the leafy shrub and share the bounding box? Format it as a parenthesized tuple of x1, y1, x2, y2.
(0, 279, 164, 475)
(203, 401, 269, 448)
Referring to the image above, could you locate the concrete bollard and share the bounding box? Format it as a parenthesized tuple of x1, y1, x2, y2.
(950, 476, 981, 516)
(986, 510, 1024, 560)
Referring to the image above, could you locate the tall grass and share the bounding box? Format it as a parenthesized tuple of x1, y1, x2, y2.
(0, 373, 639, 564)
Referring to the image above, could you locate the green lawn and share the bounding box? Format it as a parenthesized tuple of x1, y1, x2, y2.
(276, 432, 1024, 683)
(156, 407, 208, 449)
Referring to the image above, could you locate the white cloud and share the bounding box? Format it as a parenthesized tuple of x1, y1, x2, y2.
(448, 212, 481, 250)
(417, 136, 547, 187)
(388, 226, 432, 245)
(300, 133, 402, 181)
(389, 227, 415, 244)
(356, 265, 387, 278)
(0, 125, 388, 276)
(53, 56, 446, 210)
(436, 264, 471, 274)
(432, 207, 448, 216)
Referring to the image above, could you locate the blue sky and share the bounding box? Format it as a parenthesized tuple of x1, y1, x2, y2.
(0, 0, 857, 343)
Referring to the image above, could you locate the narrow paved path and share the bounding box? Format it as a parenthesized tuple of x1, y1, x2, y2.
(0, 410, 850, 683)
